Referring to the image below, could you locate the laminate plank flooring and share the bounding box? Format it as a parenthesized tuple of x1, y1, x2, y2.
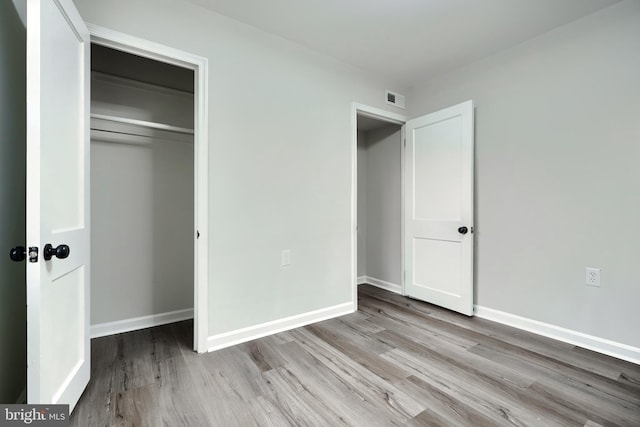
(71, 285, 640, 426)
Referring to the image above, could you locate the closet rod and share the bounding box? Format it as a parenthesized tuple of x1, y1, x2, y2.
(90, 129, 153, 145)
(91, 113, 194, 135)
(90, 128, 193, 146)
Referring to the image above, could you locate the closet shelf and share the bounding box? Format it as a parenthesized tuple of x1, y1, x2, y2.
(90, 113, 194, 135)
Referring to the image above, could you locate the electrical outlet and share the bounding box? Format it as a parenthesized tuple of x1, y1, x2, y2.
(585, 268, 601, 287)
(281, 249, 291, 266)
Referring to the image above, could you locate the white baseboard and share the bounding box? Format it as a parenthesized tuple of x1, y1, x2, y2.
(90, 308, 194, 339)
(15, 387, 26, 404)
(207, 302, 354, 352)
(358, 276, 402, 294)
(474, 305, 640, 365)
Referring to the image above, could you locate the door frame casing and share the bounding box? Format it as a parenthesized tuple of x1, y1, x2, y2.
(351, 103, 408, 309)
(88, 24, 209, 352)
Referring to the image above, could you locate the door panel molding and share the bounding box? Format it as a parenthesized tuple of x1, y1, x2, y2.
(26, 0, 91, 409)
(404, 100, 474, 316)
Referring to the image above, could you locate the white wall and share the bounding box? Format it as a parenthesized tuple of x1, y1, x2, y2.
(0, 0, 26, 403)
(91, 75, 194, 325)
(72, 0, 402, 338)
(408, 1, 640, 348)
(357, 126, 402, 286)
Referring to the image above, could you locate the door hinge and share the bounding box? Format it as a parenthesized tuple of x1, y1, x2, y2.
(197, 230, 200, 239)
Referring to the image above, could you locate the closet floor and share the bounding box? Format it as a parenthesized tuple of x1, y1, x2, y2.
(71, 285, 640, 426)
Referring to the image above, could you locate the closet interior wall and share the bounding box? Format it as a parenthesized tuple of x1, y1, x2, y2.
(90, 45, 195, 332)
(357, 121, 402, 291)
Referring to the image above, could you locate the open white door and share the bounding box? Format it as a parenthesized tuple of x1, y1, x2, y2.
(26, 0, 90, 410)
(404, 101, 474, 315)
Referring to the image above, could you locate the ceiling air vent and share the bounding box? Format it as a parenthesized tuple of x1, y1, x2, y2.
(386, 90, 405, 109)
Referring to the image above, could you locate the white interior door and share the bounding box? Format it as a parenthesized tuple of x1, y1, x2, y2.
(26, 0, 90, 410)
(404, 101, 474, 315)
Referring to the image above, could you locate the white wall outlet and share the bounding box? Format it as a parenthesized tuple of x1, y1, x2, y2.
(586, 267, 601, 287)
(281, 249, 291, 266)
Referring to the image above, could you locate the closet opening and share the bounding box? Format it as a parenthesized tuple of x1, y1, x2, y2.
(89, 43, 197, 347)
(354, 106, 406, 304)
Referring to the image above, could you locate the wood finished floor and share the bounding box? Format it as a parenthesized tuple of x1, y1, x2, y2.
(71, 285, 640, 426)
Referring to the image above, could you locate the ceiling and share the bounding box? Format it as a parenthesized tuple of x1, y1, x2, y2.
(186, 0, 619, 87)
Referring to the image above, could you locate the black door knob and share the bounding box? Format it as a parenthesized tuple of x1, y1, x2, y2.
(458, 226, 469, 235)
(43, 244, 70, 261)
(9, 246, 26, 262)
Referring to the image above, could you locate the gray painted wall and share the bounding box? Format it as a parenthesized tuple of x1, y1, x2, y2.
(0, 0, 27, 403)
(408, 1, 640, 347)
(91, 73, 194, 129)
(357, 130, 367, 277)
(357, 125, 402, 286)
(91, 76, 194, 325)
(73, 0, 401, 336)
